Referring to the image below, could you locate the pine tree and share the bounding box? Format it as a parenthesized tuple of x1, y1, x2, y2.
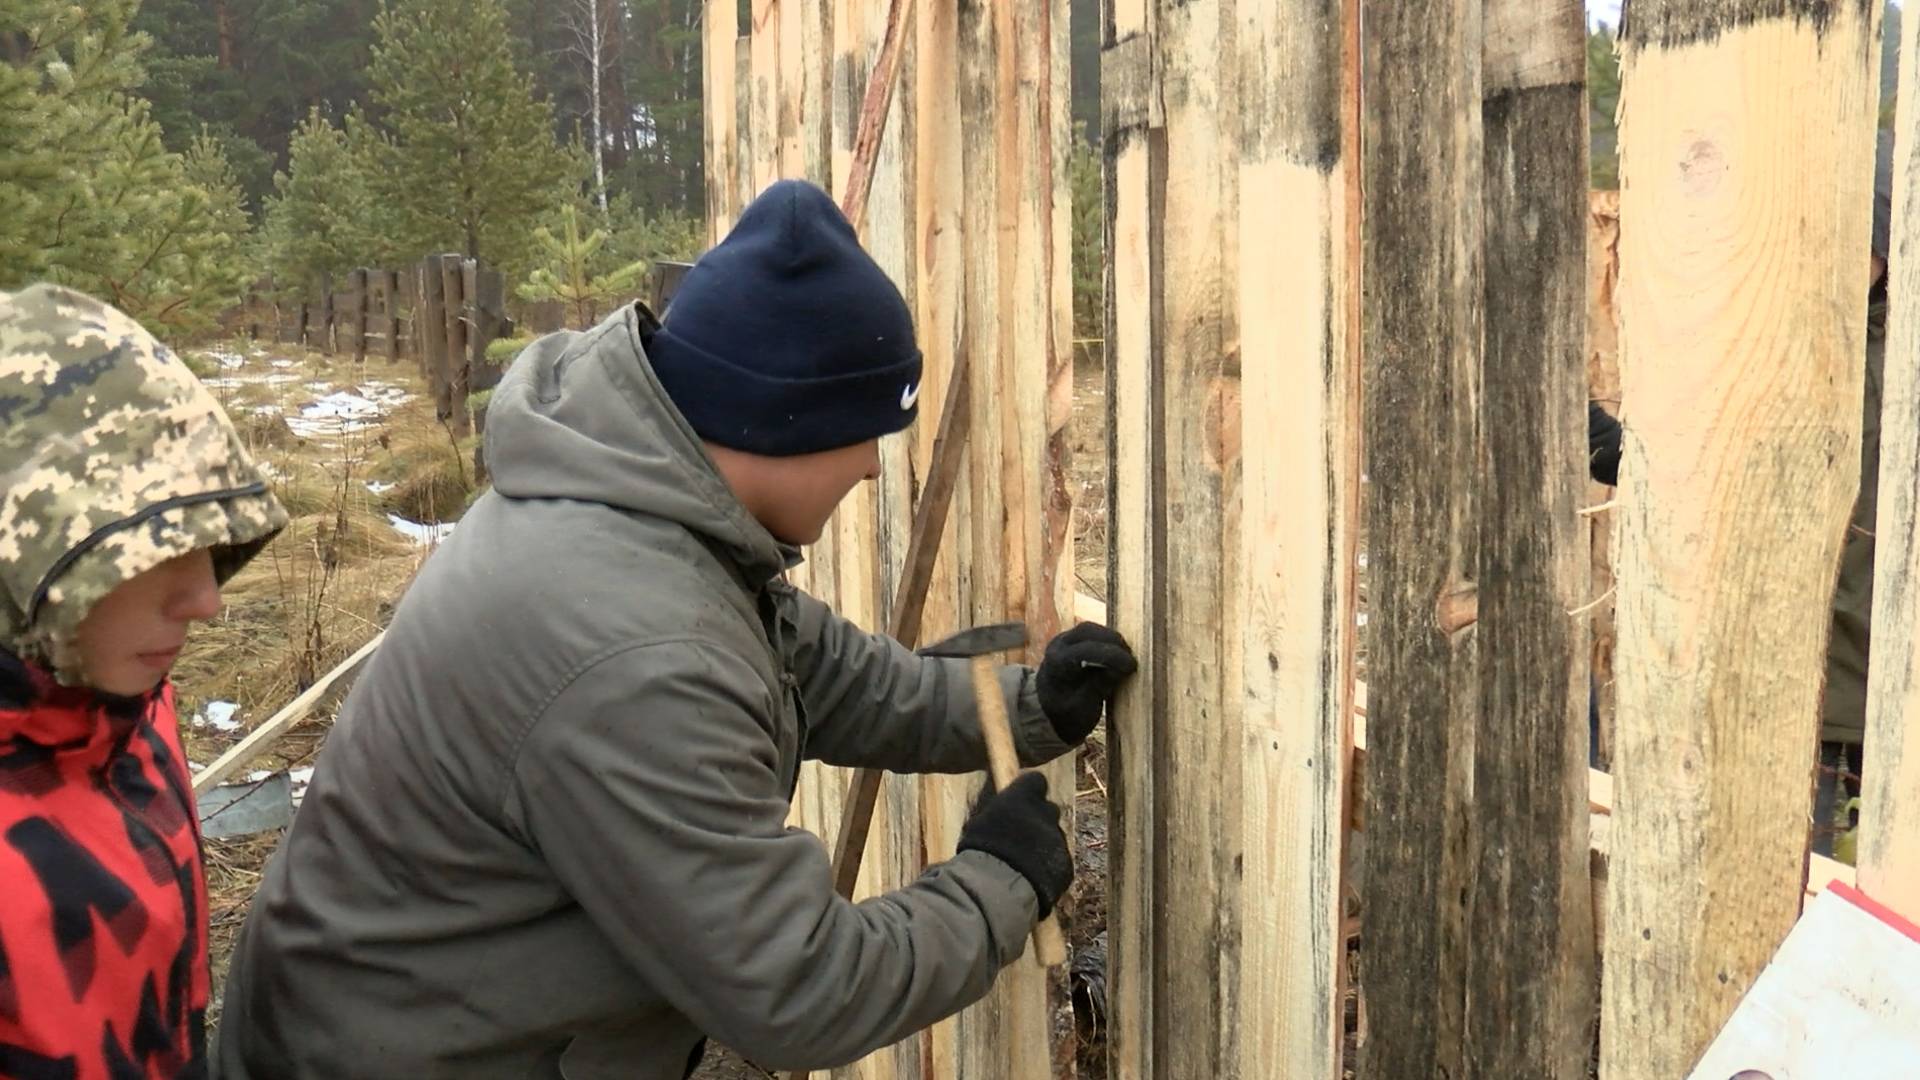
(518, 203, 648, 327)
(259, 107, 387, 289)
(2, 0, 251, 334)
(367, 0, 571, 277)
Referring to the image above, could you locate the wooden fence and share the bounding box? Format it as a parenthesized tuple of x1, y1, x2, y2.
(702, 0, 1920, 1076)
(707, 0, 1075, 1076)
(242, 257, 513, 437)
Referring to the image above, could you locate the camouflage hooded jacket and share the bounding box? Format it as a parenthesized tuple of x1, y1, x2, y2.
(0, 285, 286, 1078)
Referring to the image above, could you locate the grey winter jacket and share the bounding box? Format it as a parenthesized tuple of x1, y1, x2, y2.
(214, 304, 1072, 1078)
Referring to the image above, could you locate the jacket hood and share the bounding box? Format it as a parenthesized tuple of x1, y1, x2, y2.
(483, 303, 792, 588)
(0, 285, 288, 682)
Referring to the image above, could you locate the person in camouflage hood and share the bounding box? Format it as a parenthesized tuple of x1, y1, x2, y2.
(0, 283, 286, 1077)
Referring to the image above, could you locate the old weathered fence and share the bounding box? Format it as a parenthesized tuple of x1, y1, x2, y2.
(698, 0, 1919, 1075)
(706, 0, 1075, 1076)
(242, 257, 514, 435)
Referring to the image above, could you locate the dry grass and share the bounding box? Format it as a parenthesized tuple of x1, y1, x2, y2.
(170, 340, 462, 1027)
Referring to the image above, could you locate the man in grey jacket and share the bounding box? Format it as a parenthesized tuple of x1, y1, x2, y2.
(216, 179, 1135, 1078)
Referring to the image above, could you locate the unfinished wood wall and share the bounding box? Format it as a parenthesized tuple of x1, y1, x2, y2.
(1602, 1, 1884, 1076)
(1101, 0, 1359, 1076)
(704, 0, 1074, 1076)
(1866, 0, 1920, 921)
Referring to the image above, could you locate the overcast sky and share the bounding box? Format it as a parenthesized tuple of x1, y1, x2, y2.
(1588, 0, 1622, 26)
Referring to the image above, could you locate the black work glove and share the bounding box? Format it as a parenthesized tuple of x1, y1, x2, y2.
(1036, 622, 1138, 745)
(956, 772, 1073, 919)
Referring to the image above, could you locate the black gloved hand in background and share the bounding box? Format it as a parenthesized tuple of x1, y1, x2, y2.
(956, 772, 1073, 919)
(1036, 622, 1137, 746)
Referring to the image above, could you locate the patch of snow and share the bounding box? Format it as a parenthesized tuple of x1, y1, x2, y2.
(354, 381, 411, 408)
(208, 350, 245, 370)
(1356, 612, 1370, 628)
(305, 380, 333, 393)
(249, 347, 268, 358)
(289, 766, 316, 806)
(388, 514, 454, 546)
(271, 359, 296, 368)
(365, 480, 395, 495)
(246, 403, 284, 416)
(202, 377, 245, 389)
(243, 769, 274, 783)
(286, 390, 388, 438)
(192, 701, 243, 733)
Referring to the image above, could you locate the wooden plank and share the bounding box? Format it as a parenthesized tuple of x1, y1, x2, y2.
(750, 0, 781, 193)
(1862, 0, 1920, 921)
(1334, 1, 1363, 1072)
(1357, 0, 1481, 1076)
(1472, 3, 1595, 1075)
(1004, 0, 1072, 1073)
(441, 255, 471, 437)
(468, 265, 506, 392)
(1600, 3, 1883, 1076)
(192, 632, 385, 794)
(737, 35, 755, 217)
(1099, 0, 1157, 1071)
(911, 0, 969, 1066)
(419, 259, 448, 417)
(1232, 0, 1353, 1074)
(314, 271, 334, 354)
(778, 0, 804, 177)
(348, 268, 369, 363)
(384, 269, 402, 364)
(1137, 0, 1239, 1067)
(704, 0, 739, 244)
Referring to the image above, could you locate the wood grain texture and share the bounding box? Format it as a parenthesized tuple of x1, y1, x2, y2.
(736, 35, 755, 215)
(1149, 0, 1239, 1068)
(1356, 1, 1481, 1076)
(1600, 3, 1882, 1076)
(1099, 0, 1157, 1067)
(1861, 0, 1920, 921)
(704, 0, 738, 243)
(440, 255, 470, 436)
(750, 0, 781, 193)
(419, 259, 448, 419)
(1234, 0, 1353, 1077)
(911, 0, 969, 1067)
(1473, 3, 1596, 1076)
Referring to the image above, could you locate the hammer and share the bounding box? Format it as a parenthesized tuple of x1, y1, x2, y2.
(920, 622, 1068, 968)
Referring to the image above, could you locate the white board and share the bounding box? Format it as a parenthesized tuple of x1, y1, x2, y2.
(1687, 883, 1920, 1079)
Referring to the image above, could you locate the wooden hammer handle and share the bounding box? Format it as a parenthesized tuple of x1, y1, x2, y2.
(968, 655, 1069, 968)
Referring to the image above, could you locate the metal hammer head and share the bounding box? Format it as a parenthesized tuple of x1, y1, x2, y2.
(918, 622, 1028, 659)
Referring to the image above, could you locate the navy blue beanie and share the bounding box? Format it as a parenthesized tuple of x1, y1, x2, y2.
(646, 179, 923, 456)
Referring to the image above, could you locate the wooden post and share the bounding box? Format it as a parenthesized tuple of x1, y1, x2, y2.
(1601, 3, 1883, 1076)
(384, 270, 402, 363)
(914, 0, 970, 1064)
(736, 36, 754, 218)
(1358, 0, 1481, 1076)
(1864, 0, 1920, 920)
(750, 0, 780, 193)
(704, 0, 739, 245)
(441, 255, 471, 438)
(468, 265, 507, 391)
(1100, 0, 1157, 1068)
(348, 268, 369, 364)
(1228, 0, 1358, 1073)
(1473, 2, 1595, 1075)
(314, 272, 334, 354)
(419, 259, 448, 419)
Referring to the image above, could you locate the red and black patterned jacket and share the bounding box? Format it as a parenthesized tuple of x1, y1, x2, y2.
(0, 650, 209, 1080)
